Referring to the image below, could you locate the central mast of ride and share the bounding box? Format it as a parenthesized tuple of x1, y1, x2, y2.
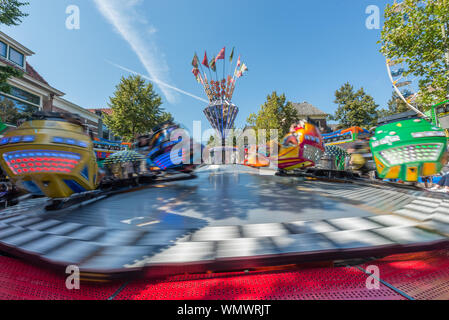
(191, 47, 248, 164)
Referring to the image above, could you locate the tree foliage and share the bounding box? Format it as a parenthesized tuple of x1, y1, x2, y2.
(0, 66, 23, 94)
(0, 96, 37, 126)
(103, 75, 173, 142)
(0, 0, 28, 94)
(380, 0, 449, 107)
(0, 96, 20, 125)
(378, 91, 411, 118)
(332, 82, 379, 129)
(0, 0, 28, 26)
(246, 92, 299, 141)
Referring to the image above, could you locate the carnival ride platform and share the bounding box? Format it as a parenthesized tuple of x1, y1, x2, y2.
(0, 165, 448, 280)
(1, 249, 449, 300)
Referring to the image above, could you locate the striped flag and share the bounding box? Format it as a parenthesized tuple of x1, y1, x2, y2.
(209, 57, 217, 72)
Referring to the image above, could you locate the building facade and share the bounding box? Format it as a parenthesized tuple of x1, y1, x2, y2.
(292, 102, 330, 133)
(0, 31, 101, 137)
(87, 108, 119, 141)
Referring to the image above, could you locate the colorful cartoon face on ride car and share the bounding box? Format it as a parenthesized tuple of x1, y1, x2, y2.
(277, 122, 325, 170)
(370, 118, 448, 182)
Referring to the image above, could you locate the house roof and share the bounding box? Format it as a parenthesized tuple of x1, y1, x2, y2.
(25, 62, 49, 85)
(0, 31, 34, 56)
(292, 102, 328, 117)
(88, 108, 113, 115)
(1, 57, 50, 85)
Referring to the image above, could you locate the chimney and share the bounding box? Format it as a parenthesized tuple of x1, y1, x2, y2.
(42, 93, 54, 112)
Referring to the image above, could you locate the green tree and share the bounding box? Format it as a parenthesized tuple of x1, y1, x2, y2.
(378, 91, 411, 118)
(0, 66, 23, 94)
(332, 82, 379, 129)
(380, 0, 449, 107)
(103, 75, 173, 142)
(207, 134, 216, 147)
(207, 127, 239, 147)
(246, 92, 299, 141)
(158, 111, 174, 124)
(0, 0, 28, 25)
(0, 96, 21, 125)
(0, 0, 28, 94)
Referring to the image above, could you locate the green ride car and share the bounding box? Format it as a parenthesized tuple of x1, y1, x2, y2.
(370, 118, 448, 182)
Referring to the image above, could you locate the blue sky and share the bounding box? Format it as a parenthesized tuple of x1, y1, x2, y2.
(1, 0, 394, 132)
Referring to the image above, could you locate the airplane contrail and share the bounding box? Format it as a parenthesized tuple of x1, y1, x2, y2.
(94, 0, 177, 103)
(106, 60, 209, 104)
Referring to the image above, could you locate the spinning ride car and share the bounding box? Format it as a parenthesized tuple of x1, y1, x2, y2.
(135, 121, 200, 173)
(321, 145, 349, 171)
(322, 127, 371, 146)
(0, 112, 99, 198)
(370, 116, 448, 182)
(103, 150, 145, 179)
(93, 139, 125, 162)
(245, 121, 325, 171)
(277, 122, 325, 170)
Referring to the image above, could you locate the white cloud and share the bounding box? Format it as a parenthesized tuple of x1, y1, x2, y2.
(93, 0, 177, 103)
(107, 60, 209, 103)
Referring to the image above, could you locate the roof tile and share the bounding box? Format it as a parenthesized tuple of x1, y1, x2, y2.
(292, 102, 328, 116)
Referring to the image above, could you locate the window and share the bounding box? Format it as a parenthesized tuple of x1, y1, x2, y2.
(0, 41, 6, 58)
(0, 95, 38, 126)
(9, 86, 40, 106)
(9, 86, 40, 105)
(102, 125, 110, 140)
(9, 47, 24, 67)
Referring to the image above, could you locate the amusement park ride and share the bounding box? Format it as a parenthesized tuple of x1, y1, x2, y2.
(0, 111, 198, 210)
(191, 48, 243, 163)
(0, 45, 448, 300)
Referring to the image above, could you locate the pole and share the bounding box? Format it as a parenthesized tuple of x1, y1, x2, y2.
(201, 51, 213, 86)
(212, 54, 218, 82)
(222, 50, 226, 101)
(222, 136, 226, 165)
(198, 59, 212, 102)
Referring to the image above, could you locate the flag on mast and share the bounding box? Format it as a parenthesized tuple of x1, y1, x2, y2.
(236, 55, 241, 67)
(241, 63, 248, 74)
(229, 47, 235, 63)
(192, 68, 200, 82)
(192, 54, 199, 68)
(202, 52, 209, 68)
(215, 47, 225, 62)
(209, 57, 217, 72)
